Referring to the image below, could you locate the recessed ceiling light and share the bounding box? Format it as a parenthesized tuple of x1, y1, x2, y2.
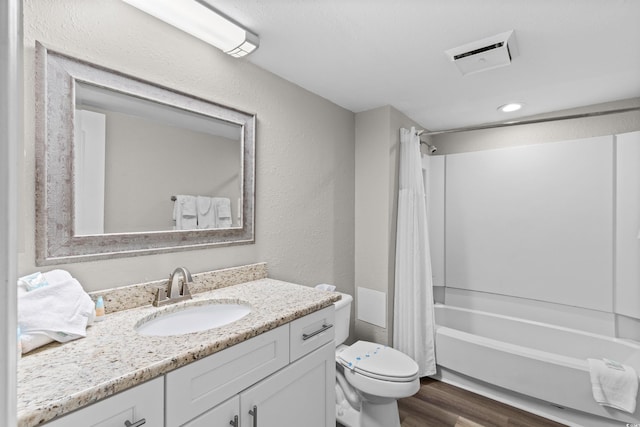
(498, 103, 523, 113)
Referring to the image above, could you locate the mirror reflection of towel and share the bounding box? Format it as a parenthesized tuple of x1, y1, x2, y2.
(173, 195, 197, 230)
(213, 198, 232, 228)
(197, 196, 216, 229)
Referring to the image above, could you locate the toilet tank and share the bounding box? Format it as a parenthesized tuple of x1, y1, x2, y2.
(333, 292, 353, 346)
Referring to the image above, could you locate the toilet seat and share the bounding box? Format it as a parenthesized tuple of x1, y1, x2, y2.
(337, 341, 419, 382)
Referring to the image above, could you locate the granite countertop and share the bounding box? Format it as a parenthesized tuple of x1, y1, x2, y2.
(17, 278, 340, 427)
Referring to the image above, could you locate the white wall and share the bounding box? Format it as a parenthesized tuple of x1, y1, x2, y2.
(102, 111, 241, 232)
(354, 106, 427, 345)
(21, 0, 355, 294)
(426, 155, 445, 288)
(430, 105, 640, 337)
(446, 136, 614, 311)
(431, 98, 640, 154)
(616, 131, 640, 320)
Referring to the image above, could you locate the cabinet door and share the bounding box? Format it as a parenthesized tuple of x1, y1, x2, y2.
(182, 395, 239, 427)
(166, 325, 289, 426)
(240, 342, 335, 427)
(44, 377, 163, 427)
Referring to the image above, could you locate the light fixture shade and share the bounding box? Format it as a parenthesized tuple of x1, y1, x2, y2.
(122, 0, 259, 57)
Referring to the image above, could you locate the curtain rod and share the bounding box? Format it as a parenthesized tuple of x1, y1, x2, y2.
(418, 106, 640, 137)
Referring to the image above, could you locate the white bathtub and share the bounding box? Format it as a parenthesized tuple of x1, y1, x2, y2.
(433, 304, 640, 427)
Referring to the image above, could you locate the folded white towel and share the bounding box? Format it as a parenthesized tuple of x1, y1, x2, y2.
(213, 197, 232, 228)
(173, 195, 197, 230)
(588, 358, 639, 413)
(217, 202, 231, 218)
(18, 276, 95, 352)
(196, 196, 217, 229)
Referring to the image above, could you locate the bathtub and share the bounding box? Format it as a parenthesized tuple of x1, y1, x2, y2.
(433, 304, 640, 427)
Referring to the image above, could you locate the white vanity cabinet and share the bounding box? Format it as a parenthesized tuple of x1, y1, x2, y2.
(170, 306, 335, 427)
(42, 306, 335, 427)
(180, 342, 334, 427)
(239, 342, 335, 427)
(43, 376, 164, 427)
(166, 325, 291, 426)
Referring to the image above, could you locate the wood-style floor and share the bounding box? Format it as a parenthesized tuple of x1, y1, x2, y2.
(397, 378, 567, 427)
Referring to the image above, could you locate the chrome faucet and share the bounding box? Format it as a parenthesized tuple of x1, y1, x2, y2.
(168, 267, 193, 298)
(153, 267, 193, 307)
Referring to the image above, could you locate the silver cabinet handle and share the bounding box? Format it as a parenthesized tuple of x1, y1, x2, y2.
(248, 405, 258, 427)
(229, 415, 239, 427)
(302, 323, 333, 340)
(124, 419, 145, 427)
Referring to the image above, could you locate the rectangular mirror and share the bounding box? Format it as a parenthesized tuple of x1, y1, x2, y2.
(35, 42, 255, 265)
(74, 81, 243, 234)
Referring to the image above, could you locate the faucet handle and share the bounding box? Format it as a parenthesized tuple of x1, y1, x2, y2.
(152, 286, 168, 307)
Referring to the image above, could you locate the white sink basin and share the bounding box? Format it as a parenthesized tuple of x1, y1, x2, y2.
(135, 300, 251, 336)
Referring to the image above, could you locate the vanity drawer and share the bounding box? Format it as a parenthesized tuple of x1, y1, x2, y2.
(289, 305, 335, 362)
(165, 325, 289, 427)
(43, 376, 163, 427)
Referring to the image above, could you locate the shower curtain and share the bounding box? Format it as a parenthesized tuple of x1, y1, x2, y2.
(393, 127, 436, 377)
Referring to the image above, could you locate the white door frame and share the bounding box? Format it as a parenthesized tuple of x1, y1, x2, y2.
(0, 0, 21, 424)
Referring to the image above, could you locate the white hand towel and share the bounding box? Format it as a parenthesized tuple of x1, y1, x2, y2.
(18, 272, 49, 292)
(18, 277, 95, 346)
(315, 283, 337, 292)
(44, 269, 73, 286)
(17, 270, 78, 352)
(20, 333, 55, 354)
(196, 196, 216, 229)
(213, 197, 232, 228)
(173, 195, 197, 230)
(588, 358, 639, 413)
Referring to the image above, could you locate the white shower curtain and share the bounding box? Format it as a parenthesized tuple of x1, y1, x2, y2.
(393, 127, 436, 377)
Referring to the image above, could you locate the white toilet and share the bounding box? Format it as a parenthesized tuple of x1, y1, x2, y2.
(333, 292, 420, 427)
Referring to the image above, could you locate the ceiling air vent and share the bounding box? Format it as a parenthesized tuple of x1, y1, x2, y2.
(445, 30, 519, 76)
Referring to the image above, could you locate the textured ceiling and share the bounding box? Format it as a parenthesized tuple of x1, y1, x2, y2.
(210, 0, 640, 131)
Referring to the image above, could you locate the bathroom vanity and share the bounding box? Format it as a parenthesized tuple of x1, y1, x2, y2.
(17, 270, 339, 427)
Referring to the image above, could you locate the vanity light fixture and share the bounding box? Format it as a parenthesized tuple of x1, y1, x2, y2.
(498, 102, 523, 113)
(122, 0, 259, 57)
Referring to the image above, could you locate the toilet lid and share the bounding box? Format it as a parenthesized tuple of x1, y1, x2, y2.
(337, 341, 419, 382)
